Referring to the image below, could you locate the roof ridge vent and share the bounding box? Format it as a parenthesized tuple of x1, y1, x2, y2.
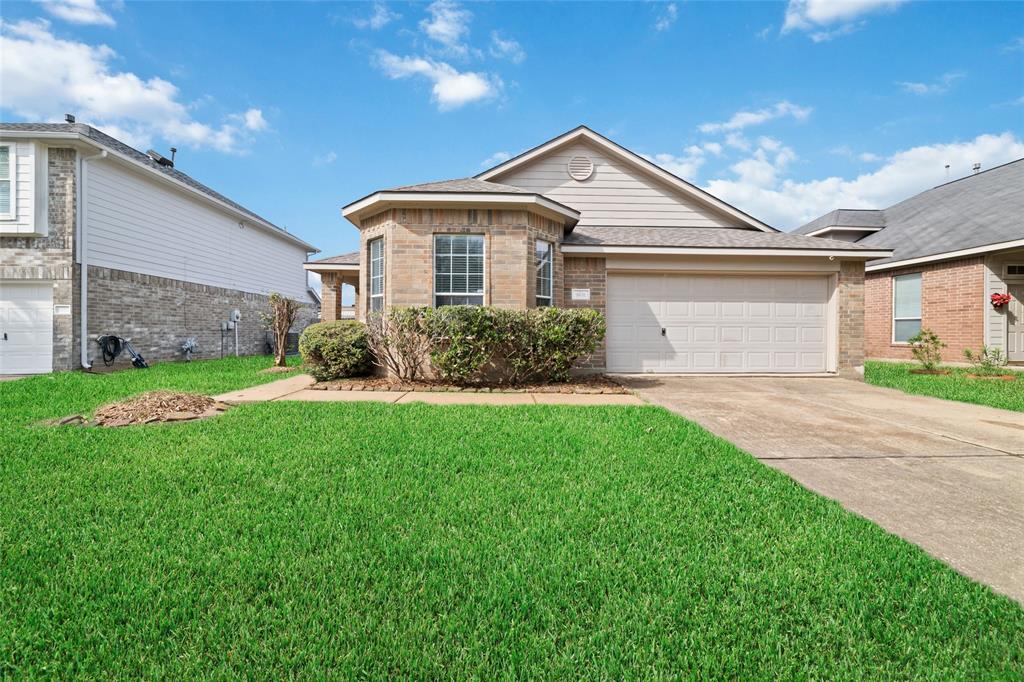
(567, 155, 594, 181)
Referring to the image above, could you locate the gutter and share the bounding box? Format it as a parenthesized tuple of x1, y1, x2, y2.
(77, 149, 107, 370)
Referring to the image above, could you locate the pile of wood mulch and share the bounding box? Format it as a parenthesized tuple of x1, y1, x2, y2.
(260, 366, 299, 375)
(311, 375, 628, 394)
(52, 391, 230, 428)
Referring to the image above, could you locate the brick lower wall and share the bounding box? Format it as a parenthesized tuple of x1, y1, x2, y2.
(865, 257, 985, 362)
(837, 260, 865, 374)
(85, 265, 315, 368)
(563, 256, 607, 371)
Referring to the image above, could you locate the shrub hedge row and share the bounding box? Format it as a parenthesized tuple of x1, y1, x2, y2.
(299, 306, 605, 384)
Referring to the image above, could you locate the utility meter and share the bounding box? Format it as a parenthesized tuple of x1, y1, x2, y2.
(230, 309, 242, 323)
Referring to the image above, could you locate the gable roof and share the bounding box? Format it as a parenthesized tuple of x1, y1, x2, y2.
(307, 251, 359, 265)
(796, 158, 1024, 269)
(476, 125, 776, 233)
(0, 122, 318, 252)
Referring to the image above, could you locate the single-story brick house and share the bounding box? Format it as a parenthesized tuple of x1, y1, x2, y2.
(306, 126, 891, 375)
(794, 158, 1023, 364)
(0, 122, 319, 374)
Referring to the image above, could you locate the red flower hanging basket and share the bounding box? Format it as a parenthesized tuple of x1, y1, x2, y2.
(991, 293, 1012, 308)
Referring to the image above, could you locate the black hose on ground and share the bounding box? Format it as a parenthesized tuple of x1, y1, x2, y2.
(96, 335, 123, 366)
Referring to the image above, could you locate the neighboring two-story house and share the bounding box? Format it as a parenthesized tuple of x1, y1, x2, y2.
(794, 159, 1024, 364)
(0, 122, 319, 374)
(306, 126, 891, 376)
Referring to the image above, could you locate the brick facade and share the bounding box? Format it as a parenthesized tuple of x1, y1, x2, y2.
(0, 147, 78, 370)
(837, 260, 865, 374)
(865, 257, 985, 362)
(562, 257, 607, 370)
(355, 208, 563, 319)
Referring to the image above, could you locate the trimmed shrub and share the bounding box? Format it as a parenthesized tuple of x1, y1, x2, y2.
(422, 306, 606, 384)
(298, 320, 372, 381)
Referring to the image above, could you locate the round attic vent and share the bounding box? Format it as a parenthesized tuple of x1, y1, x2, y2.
(567, 156, 594, 181)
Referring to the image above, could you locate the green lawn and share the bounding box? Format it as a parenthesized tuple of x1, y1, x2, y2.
(865, 360, 1024, 412)
(1, 359, 1022, 677)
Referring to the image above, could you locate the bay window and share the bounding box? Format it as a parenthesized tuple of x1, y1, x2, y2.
(434, 234, 484, 306)
(535, 240, 552, 307)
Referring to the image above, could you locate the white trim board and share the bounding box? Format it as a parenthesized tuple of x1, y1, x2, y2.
(475, 125, 776, 233)
(562, 244, 893, 259)
(304, 263, 359, 272)
(866, 238, 1024, 272)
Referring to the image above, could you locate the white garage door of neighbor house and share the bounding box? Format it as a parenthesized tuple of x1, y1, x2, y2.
(0, 282, 54, 375)
(606, 273, 830, 373)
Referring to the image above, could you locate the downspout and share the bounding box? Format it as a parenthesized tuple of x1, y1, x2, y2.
(77, 148, 107, 370)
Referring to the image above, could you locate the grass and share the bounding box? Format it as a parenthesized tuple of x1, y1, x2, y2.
(865, 360, 1024, 412)
(1, 359, 1022, 677)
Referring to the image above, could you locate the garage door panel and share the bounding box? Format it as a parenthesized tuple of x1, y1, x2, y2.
(607, 273, 829, 373)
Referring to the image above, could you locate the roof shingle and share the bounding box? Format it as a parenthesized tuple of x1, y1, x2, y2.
(563, 226, 886, 251)
(388, 178, 526, 193)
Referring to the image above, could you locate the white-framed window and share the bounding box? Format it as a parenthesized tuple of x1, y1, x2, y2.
(1006, 264, 1024, 279)
(434, 234, 484, 307)
(369, 237, 384, 312)
(892, 273, 922, 343)
(0, 144, 14, 220)
(535, 239, 553, 307)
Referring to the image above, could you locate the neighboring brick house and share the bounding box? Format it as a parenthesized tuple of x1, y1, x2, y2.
(306, 126, 890, 376)
(0, 122, 319, 374)
(794, 159, 1024, 364)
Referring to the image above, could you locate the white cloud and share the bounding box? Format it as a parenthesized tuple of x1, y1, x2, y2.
(702, 142, 723, 155)
(489, 31, 525, 63)
(698, 100, 812, 134)
(702, 132, 1024, 229)
(374, 50, 500, 110)
(725, 132, 751, 151)
(783, 0, 906, 32)
(241, 108, 268, 131)
(654, 3, 678, 31)
(480, 150, 511, 167)
(642, 146, 706, 180)
(1002, 35, 1024, 53)
(420, 0, 472, 56)
(809, 21, 864, 42)
(858, 152, 882, 162)
(0, 19, 267, 153)
(898, 70, 965, 95)
(313, 150, 338, 166)
(354, 2, 400, 30)
(35, 0, 115, 27)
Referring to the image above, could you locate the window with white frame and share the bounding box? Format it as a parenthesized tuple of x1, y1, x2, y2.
(893, 273, 922, 343)
(535, 240, 553, 307)
(434, 234, 484, 306)
(369, 237, 384, 312)
(1006, 264, 1024, 278)
(0, 145, 13, 220)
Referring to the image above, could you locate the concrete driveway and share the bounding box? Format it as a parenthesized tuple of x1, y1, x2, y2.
(620, 375, 1024, 604)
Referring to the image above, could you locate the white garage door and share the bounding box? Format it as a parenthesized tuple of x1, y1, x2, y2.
(607, 273, 829, 373)
(0, 282, 54, 375)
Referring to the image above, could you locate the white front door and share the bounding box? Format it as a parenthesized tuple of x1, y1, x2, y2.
(1007, 283, 1024, 362)
(0, 282, 54, 374)
(606, 273, 830, 373)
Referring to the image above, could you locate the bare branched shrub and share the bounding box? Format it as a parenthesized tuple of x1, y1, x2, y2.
(366, 307, 433, 381)
(263, 293, 300, 367)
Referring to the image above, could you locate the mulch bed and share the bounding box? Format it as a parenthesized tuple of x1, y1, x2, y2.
(966, 374, 1018, 381)
(909, 369, 951, 375)
(311, 375, 629, 394)
(260, 366, 299, 375)
(50, 391, 231, 428)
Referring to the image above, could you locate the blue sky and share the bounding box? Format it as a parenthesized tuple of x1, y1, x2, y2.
(2, 0, 1022, 259)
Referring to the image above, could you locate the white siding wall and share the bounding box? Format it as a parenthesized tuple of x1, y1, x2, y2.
(495, 140, 736, 228)
(985, 249, 1024, 350)
(85, 158, 309, 300)
(0, 140, 45, 235)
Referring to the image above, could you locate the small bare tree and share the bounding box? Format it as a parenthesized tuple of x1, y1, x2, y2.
(263, 292, 300, 367)
(366, 307, 433, 381)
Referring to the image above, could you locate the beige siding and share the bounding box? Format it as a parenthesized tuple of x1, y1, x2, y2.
(985, 248, 1024, 350)
(84, 158, 309, 300)
(495, 140, 737, 229)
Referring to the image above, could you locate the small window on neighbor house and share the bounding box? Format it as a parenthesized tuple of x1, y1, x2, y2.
(0, 145, 13, 220)
(1006, 264, 1024, 278)
(535, 240, 553, 307)
(893, 273, 922, 343)
(369, 238, 384, 312)
(434, 234, 484, 307)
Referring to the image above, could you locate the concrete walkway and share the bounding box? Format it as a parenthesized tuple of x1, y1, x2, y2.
(214, 374, 644, 406)
(620, 375, 1024, 604)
